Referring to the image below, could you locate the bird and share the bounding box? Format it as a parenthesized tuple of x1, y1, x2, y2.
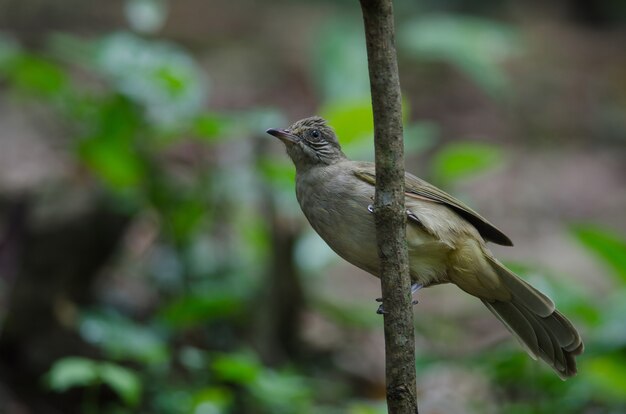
(266, 115, 583, 379)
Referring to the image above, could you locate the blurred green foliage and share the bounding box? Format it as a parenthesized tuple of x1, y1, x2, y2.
(431, 142, 503, 185)
(0, 26, 291, 413)
(400, 15, 521, 97)
(1, 2, 625, 413)
(457, 225, 626, 413)
(47, 357, 142, 408)
(571, 224, 626, 283)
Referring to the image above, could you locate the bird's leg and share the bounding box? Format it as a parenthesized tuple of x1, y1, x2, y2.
(375, 283, 423, 314)
(370, 201, 424, 313)
(410, 283, 423, 305)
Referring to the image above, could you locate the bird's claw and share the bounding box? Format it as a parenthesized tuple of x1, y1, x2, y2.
(375, 283, 423, 314)
(376, 304, 386, 314)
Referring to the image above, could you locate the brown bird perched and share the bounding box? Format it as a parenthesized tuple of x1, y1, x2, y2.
(267, 116, 584, 379)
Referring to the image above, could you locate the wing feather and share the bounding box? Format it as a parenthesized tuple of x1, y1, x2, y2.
(353, 166, 513, 246)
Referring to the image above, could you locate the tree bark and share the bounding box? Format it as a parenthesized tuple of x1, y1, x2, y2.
(358, 0, 418, 413)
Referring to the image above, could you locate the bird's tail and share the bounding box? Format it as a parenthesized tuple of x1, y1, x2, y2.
(481, 256, 584, 379)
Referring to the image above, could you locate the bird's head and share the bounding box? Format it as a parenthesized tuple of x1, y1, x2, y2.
(267, 116, 346, 170)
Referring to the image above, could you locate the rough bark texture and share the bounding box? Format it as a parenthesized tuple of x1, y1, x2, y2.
(359, 0, 418, 413)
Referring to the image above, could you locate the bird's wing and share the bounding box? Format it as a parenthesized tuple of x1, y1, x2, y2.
(353, 166, 513, 246)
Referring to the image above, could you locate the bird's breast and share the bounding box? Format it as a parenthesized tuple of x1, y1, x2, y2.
(295, 167, 380, 275)
(294, 164, 452, 286)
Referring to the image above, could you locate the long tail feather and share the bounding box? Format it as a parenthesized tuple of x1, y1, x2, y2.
(482, 259, 584, 379)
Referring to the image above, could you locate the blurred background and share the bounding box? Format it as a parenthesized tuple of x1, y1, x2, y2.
(0, 0, 625, 413)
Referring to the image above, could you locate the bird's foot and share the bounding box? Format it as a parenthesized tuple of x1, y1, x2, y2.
(375, 283, 423, 314)
(411, 283, 423, 295)
(410, 283, 423, 306)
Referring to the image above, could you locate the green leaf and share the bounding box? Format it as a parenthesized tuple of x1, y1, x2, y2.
(46, 358, 142, 407)
(168, 197, 206, 241)
(348, 402, 387, 414)
(160, 292, 243, 328)
(79, 311, 169, 366)
(193, 113, 227, 140)
(192, 387, 234, 413)
(79, 138, 145, 189)
(6, 55, 68, 97)
(46, 357, 99, 391)
(314, 298, 380, 329)
(570, 224, 626, 283)
(151, 388, 194, 413)
(400, 15, 521, 97)
(249, 370, 312, 413)
(318, 100, 434, 161)
(212, 352, 261, 385)
(77, 96, 145, 189)
(585, 355, 626, 402)
(313, 20, 369, 102)
(431, 141, 502, 184)
(320, 98, 412, 149)
(320, 99, 374, 146)
(99, 363, 142, 406)
(93, 32, 207, 129)
(258, 158, 296, 190)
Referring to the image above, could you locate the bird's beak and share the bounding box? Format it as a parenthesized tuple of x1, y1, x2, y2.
(266, 128, 300, 144)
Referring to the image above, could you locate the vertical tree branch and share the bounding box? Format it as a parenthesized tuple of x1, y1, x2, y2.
(358, 0, 418, 413)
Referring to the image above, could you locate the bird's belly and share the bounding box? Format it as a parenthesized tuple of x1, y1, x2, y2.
(298, 182, 449, 286)
(302, 192, 381, 275)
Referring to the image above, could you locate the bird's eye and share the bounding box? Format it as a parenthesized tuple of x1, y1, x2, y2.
(310, 129, 320, 139)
